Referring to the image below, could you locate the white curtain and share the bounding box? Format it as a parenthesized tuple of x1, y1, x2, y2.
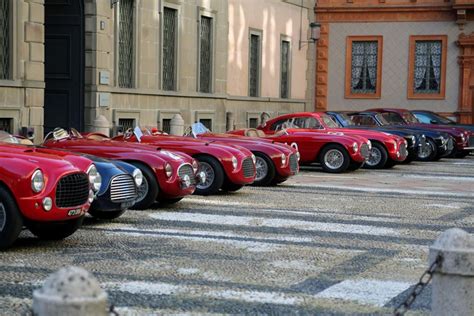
(351, 43, 365, 88)
(366, 42, 378, 88)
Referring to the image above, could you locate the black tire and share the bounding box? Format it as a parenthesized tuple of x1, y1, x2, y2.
(27, 216, 84, 240)
(455, 151, 471, 158)
(252, 152, 276, 186)
(221, 182, 244, 192)
(195, 156, 225, 195)
(363, 142, 388, 169)
(270, 175, 288, 185)
(319, 144, 351, 173)
(347, 161, 364, 171)
(0, 187, 23, 249)
(417, 138, 438, 161)
(88, 209, 126, 220)
(384, 160, 397, 169)
(160, 197, 183, 205)
(129, 162, 159, 210)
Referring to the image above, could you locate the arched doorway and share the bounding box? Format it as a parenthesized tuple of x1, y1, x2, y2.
(44, 0, 84, 132)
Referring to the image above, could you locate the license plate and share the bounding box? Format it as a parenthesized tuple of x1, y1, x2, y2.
(68, 208, 82, 216)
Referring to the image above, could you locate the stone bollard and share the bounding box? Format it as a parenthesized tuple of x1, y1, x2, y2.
(429, 228, 474, 316)
(169, 114, 184, 136)
(92, 115, 111, 137)
(226, 112, 235, 131)
(33, 266, 108, 316)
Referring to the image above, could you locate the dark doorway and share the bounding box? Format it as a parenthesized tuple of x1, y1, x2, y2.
(44, 0, 84, 133)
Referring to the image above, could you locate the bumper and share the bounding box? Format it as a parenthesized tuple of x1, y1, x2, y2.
(18, 194, 91, 222)
(274, 153, 299, 178)
(91, 195, 135, 212)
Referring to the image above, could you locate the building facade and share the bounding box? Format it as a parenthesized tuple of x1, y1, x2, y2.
(315, 0, 474, 123)
(0, 0, 315, 142)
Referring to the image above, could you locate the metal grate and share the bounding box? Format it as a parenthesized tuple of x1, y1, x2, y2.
(118, 118, 135, 131)
(178, 164, 196, 186)
(199, 119, 212, 131)
(280, 40, 290, 98)
(249, 34, 260, 97)
(56, 173, 90, 208)
(248, 118, 258, 128)
(162, 118, 171, 134)
(242, 157, 255, 178)
(0, 0, 9, 79)
(162, 7, 177, 91)
(289, 153, 298, 173)
(110, 174, 137, 203)
(413, 40, 442, 94)
(199, 16, 212, 93)
(0, 118, 12, 133)
(119, 0, 134, 88)
(351, 41, 378, 94)
(399, 142, 408, 158)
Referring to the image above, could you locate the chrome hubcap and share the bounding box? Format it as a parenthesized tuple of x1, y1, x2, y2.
(197, 162, 215, 190)
(0, 203, 6, 232)
(135, 176, 149, 203)
(367, 147, 382, 166)
(418, 142, 433, 159)
(323, 149, 344, 170)
(255, 157, 269, 182)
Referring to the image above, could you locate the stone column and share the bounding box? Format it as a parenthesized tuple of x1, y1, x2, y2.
(169, 114, 184, 136)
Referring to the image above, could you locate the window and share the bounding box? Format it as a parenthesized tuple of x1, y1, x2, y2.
(408, 35, 447, 99)
(118, 0, 134, 88)
(345, 36, 383, 99)
(280, 40, 290, 99)
(162, 7, 177, 91)
(0, 118, 12, 133)
(0, 0, 10, 79)
(118, 118, 135, 131)
(249, 32, 261, 97)
(199, 118, 212, 131)
(162, 118, 171, 134)
(199, 16, 212, 93)
(293, 117, 322, 129)
(248, 118, 258, 128)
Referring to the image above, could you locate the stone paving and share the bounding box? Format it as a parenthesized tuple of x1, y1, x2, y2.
(0, 156, 473, 315)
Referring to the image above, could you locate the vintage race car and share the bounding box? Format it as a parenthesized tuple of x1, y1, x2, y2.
(229, 128, 371, 173)
(113, 128, 256, 195)
(368, 108, 472, 158)
(257, 112, 408, 169)
(185, 123, 298, 186)
(0, 135, 97, 249)
(43, 128, 200, 209)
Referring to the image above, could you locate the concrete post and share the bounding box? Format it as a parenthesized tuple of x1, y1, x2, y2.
(92, 115, 110, 137)
(226, 112, 235, 131)
(429, 228, 474, 316)
(169, 114, 184, 136)
(32, 266, 108, 316)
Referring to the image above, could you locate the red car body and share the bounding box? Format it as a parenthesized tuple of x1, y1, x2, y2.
(112, 131, 256, 194)
(43, 130, 197, 208)
(368, 108, 472, 154)
(0, 143, 94, 248)
(258, 112, 408, 168)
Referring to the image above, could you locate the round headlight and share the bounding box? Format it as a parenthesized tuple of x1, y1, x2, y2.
(392, 141, 397, 151)
(231, 156, 238, 170)
(132, 169, 143, 187)
(42, 197, 53, 211)
(192, 159, 199, 173)
(281, 154, 287, 166)
(165, 163, 173, 178)
(31, 169, 45, 193)
(87, 164, 102, 192)
(461, 133, 466, 143)
(296, 151, 301, 161)
(352, 142, 358, 153)
(251, 154, 256, 165)
(367, 140, 372, 150)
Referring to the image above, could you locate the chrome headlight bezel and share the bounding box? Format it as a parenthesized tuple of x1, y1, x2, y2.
(87, 164, 102, 192)
(164, 163, 173, 178)
(461, 133, 466, 143)
(31, 169, 45, 193)
(352, 142, 359, 153)
(231, 156, 238, 170)
(192, 159, 199, 173)
(281, 154, 287, 166)
(251, 154, 256, 165)
(132, 168, 143, 187)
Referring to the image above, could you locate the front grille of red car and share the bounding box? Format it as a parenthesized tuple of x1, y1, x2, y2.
(360, 143, 370, 159)
(242, 157, 255, 178)
(56, 173, 90, 208)
(447, 137, 454, 151)
(399, 142, 408, 158)
(289, 154, 298, 173)
(178, 164, 196, 186)
(110, 175, 137, 202)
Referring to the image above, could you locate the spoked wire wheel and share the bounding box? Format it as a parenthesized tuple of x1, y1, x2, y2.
(0, 203, 6, 232)
(323, 149, 345, 170)
(197, 162, 215, 190)
(255, 156, 269, 182)
(134, 176, 149, 204)
(366, 147, 382, 167)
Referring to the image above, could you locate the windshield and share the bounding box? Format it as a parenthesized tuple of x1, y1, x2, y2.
(0, 131, 20, 144)
(191, 122, 210, 136)
(431, 113, 454, 124)
(335, 114, 354, 127)
(320, 115, 340, 128)
(402, 112, 420, 124)
(375, 114, 390, 126)
(380, 113, 406, 125)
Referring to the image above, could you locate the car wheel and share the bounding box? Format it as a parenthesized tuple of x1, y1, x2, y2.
(160, 198, 183, 205)
(88, 209, 126, 220)
(270, 175, 289, 185)
(455, 151, 470, 158)
(383, 160, 397, 169)
(252, 152, 276, 186)
(417, 138, 437, 161)
(129, 162, 159, 210)
(347, 161, 364, 171)
(0, 187, 23, 249)
(221, 182, 244, 192)
(319, 144, 350, 173)
(364, 142, 388, 169)
(195, 156, 224, 195)
(27, 217, 84, 240)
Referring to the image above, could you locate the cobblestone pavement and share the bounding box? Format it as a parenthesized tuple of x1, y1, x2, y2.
(1, 156, 473, 315)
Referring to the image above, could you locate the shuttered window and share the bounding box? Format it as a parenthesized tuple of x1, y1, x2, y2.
(118, 0, 134, 88)
(162, 119, 171, 134)
(0, 118, 12, 133)
(118, 118, 135, 131)
(199, 118, 212, 131)
(163, 7, 177, 91)
(0, 0, 10, 79)
(280, 40, 290, 99)
(249, 33, 261, 97)
(199, 16, 212, 93)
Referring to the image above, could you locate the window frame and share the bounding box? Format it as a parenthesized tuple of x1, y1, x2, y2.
(248, 28, 262, 97)
(345, 36, 383, 99)
(160, 4, 180, 91)
(408, 35, 447, 100)
(197, 9, 215, 94)
(280, 36, 292, 99)
(0, 0, 18, 84)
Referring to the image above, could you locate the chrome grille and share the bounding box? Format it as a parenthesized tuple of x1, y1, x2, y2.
(178, 164, 196, 186)
(400, 142, 408, 157)
(242, 157, 255, 178)
(468, 136, 474, 147)
(360, 143, 370, 158)
(110, 175, 137, 203)
(289, 153, 298, 173)
(56, 173, 90, 208)
(447, 137, 454, 151)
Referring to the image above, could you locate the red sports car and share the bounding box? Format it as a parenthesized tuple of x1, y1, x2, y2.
(257, 112, 408, 169)
(0, 135, 96, 248)
(113, 128, 256, 195)
(229, 128, 371, 173)
(43, 128, 199, 209)
(184, 123, 299, 186)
